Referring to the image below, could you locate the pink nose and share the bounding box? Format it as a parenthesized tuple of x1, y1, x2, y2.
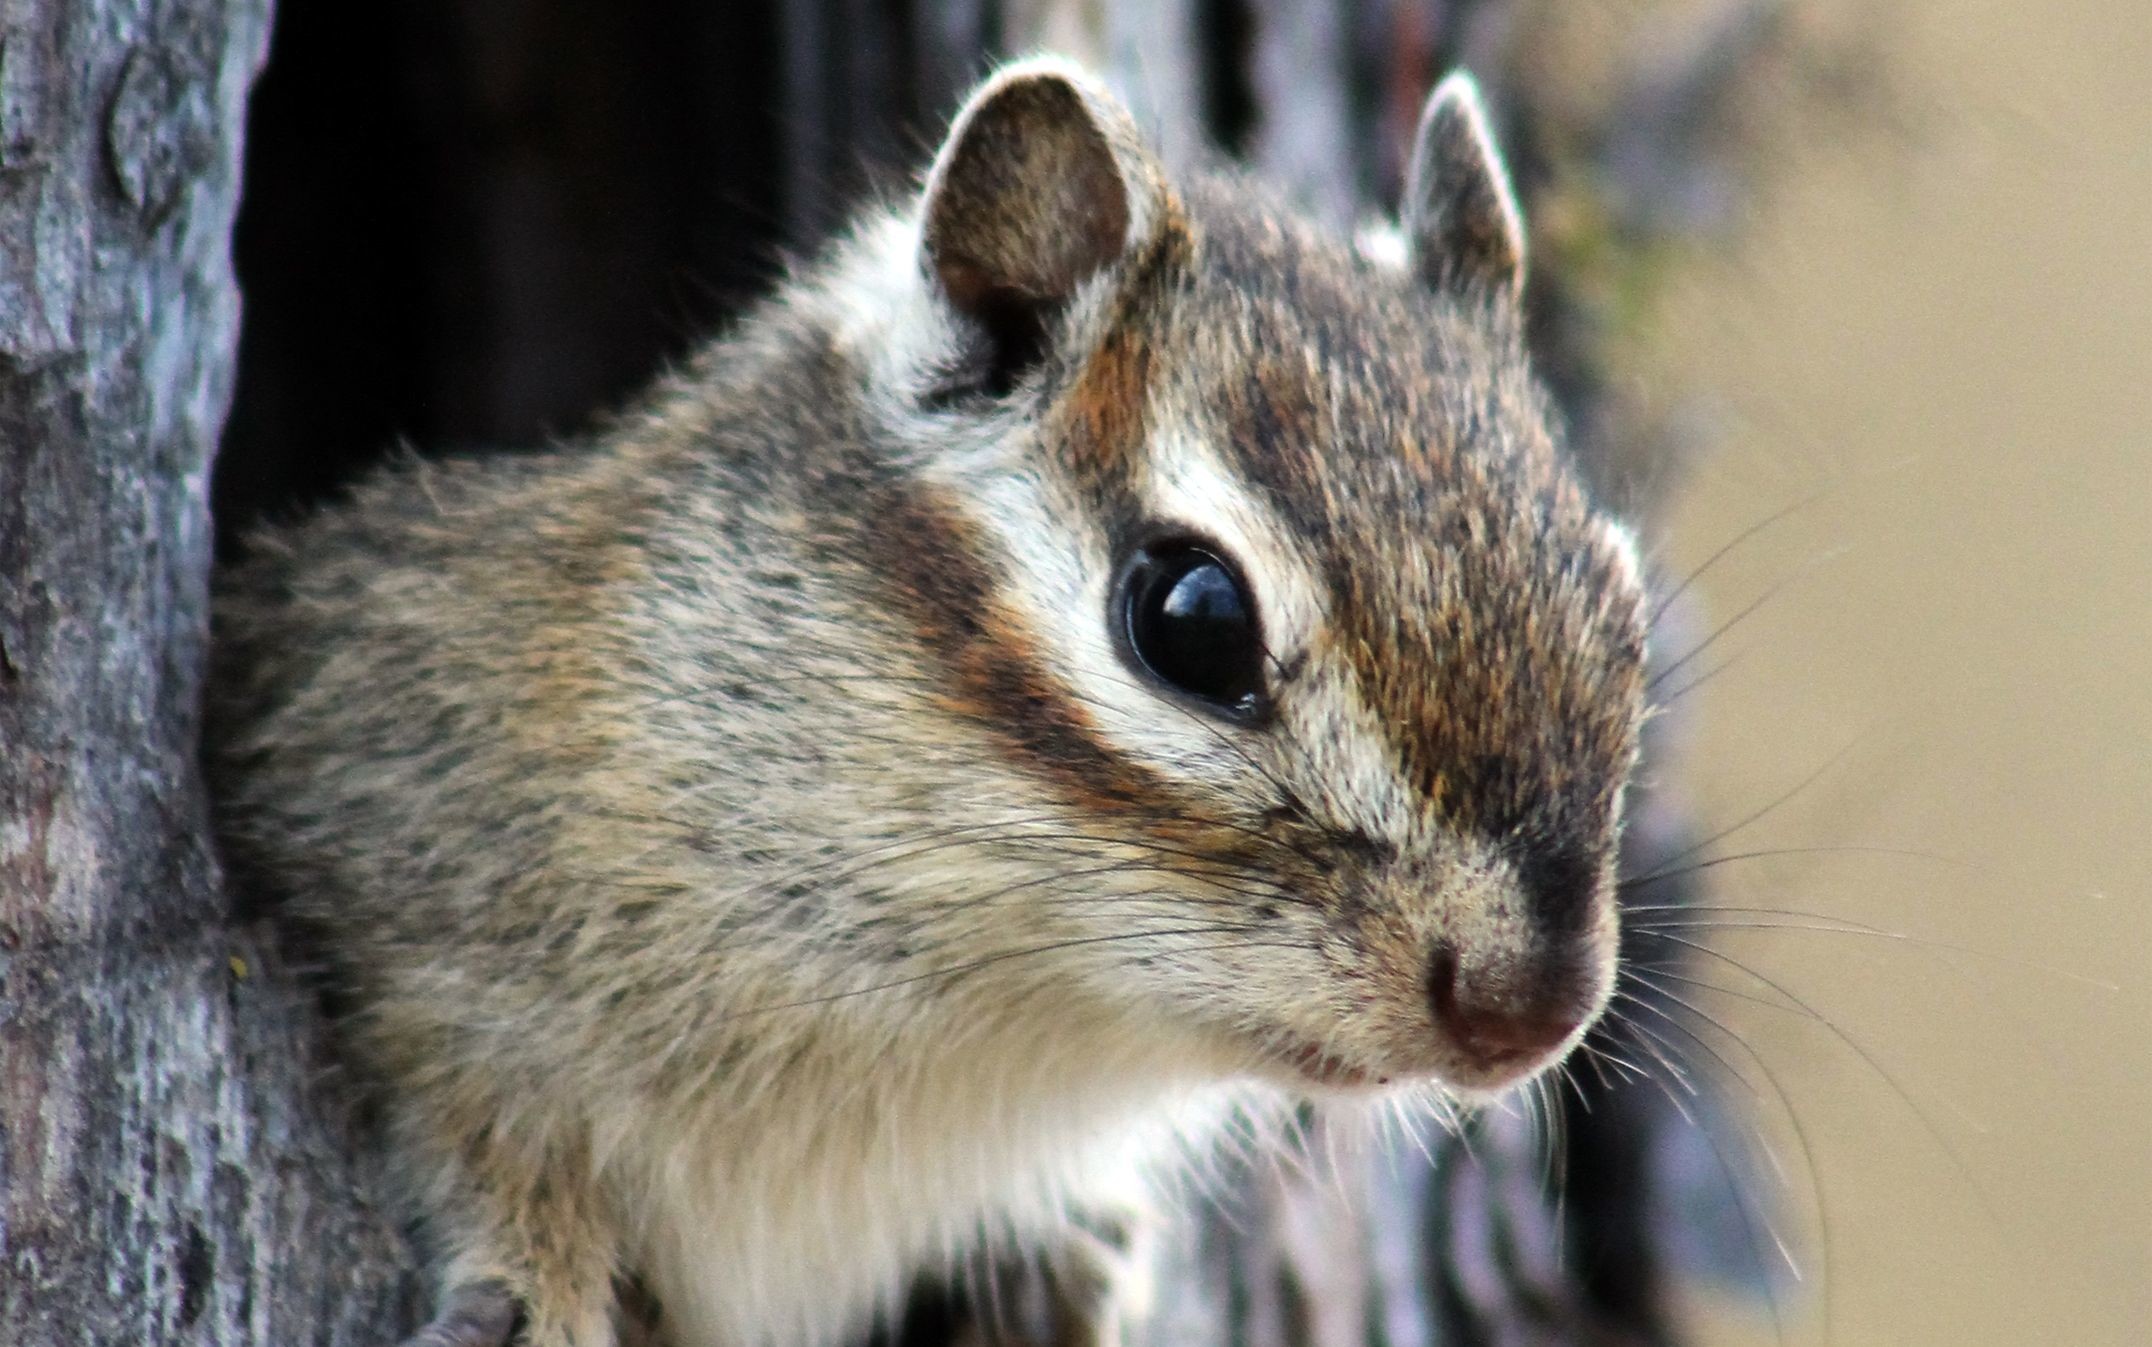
(1427, 943, 1593, 1068)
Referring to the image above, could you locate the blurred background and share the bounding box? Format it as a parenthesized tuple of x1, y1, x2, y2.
(212, 1, 2148, 1343)
(1653, 1, 2150, 1342)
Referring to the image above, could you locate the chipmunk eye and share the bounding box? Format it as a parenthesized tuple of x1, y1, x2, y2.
(1118, 542, 1268, 720)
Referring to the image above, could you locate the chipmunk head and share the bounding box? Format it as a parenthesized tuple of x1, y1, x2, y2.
(842, 59, 1646, 1096)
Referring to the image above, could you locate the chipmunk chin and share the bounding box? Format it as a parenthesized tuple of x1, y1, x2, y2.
(1434, 1026, 1598, 1097)
(1278, 1041, 1392, 1092)
(1247, 1030, 1437, 1096)
(1249, 1026, 1589, 1099)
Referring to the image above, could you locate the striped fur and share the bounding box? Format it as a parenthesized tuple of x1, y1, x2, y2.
(208, 58, 1645, 1347)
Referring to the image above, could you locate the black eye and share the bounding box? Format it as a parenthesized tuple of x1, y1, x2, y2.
(1118, 541, 1267, 719)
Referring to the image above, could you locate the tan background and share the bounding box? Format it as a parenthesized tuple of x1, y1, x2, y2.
(1646, 2, 2149, 1344)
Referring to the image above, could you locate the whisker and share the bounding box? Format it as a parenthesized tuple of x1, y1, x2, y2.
(1637, 963, 1833, 1029)
(1647, 484, 1836, 635)
(698, 817, 1310, 925)
(1627, 904, 2119, 991)
(1067, 671, 1311, 813)
(1622, 843, 1959, 894)
(1614, 990, 1794, 1191)
(1575, 1038, 1652, 1090)
(708, 922, 1285, 1025)
(593, 621, 1368, 867)
(1533, 1073, 1569, 1240)
(1596, 1004, 1702, 1106)
(1612, 991, 1809, 1347)
(1648, 648, 1748, 711)
(1636, 737, 1868, 880)
(1647, 545, 1850, 695)
(1651, 930, 2001, 1227)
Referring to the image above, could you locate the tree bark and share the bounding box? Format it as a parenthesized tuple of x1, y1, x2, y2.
(0, 1, 416, 1343)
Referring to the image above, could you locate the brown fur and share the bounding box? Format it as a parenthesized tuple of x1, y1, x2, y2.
(207, 59, 1645, 1347)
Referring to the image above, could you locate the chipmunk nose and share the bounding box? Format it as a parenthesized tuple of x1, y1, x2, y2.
(1427, 941, 1596, 1070)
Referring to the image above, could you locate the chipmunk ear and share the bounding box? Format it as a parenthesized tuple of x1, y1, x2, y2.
(921, 58, 1163, 392)
(1403, 72, 1527, 301)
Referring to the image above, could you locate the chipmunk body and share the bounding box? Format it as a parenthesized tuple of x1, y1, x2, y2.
(208, 60, 1647, 1347)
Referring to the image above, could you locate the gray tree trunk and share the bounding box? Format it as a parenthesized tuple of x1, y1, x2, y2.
(0, 2, 416, 1343)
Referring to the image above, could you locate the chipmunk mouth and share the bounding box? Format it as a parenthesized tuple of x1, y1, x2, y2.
(1256, 1028, 1578, 1096)
(1284, 1043, 1388, 1090)
(1256, 1037, 1393, 1092)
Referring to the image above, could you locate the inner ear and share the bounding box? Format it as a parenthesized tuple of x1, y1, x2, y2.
(921, 63, 1147, 396)
(935, 275, 1058, 401)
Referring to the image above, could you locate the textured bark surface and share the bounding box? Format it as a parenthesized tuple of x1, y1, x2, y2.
(0, 1, 417, 1343)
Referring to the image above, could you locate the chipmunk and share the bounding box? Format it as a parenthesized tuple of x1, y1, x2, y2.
(207, 57, 1647, 1347)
